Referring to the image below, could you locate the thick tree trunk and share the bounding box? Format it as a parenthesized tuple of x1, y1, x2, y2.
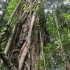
(18, 13, 35, 70)
(0, 0, 48, 70)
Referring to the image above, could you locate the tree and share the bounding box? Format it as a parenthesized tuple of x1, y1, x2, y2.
(0, 0, 70, 70)
(0, 0, 48, 70)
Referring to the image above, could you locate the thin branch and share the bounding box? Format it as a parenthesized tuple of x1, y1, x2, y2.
(6, 0, 22, 26)
(0, 0, 22, 42)
(25, 62, 30, 70)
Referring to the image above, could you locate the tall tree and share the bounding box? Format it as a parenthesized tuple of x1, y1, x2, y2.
(0, 0, 48, 70)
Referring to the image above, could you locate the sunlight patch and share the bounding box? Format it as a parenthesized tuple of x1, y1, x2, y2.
(0, 11, 3, 15)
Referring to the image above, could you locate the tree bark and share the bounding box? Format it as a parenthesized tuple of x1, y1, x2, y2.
(18, 13, 36, 70)
(0, 52, 17, 70)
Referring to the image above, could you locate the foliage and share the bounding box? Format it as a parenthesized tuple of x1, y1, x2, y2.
(0, 0, 70, 70)
(44, 4, 70, 69)
(63, 13, 70, 20)
(5, 0, 18, 20)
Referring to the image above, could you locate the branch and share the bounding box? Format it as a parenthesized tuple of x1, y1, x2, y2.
(4, 12, 28, 55)
(0, 0, 22, 42)
(25, 62, 30, 70)
(6, 0, 22, 26)
(4, 24, 18, 55)
(0, 52, 17, 70)
(57, 48, 70, 70)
